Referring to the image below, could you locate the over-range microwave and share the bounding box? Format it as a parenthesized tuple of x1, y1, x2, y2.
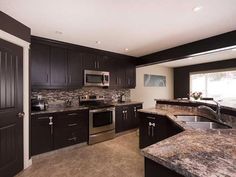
(84, 70, 110, 87)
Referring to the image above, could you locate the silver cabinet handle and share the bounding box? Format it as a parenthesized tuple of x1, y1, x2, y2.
(134, 107, 137, 118)
(38, 116, 49, 120)
(49, 116, 53, 135)
(69, 75, 72, 83)
(68, 123, 78, 127)
(148, 125, 151, 136)
(68, 137, 77, 141)
(67, 113, 78, 116)
(147, 116, 156, 120)
(152, 126, 154, 137)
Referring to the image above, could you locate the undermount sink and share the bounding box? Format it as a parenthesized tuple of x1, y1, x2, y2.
(175, 115, 231, 130)
(176, 115, 210, 122)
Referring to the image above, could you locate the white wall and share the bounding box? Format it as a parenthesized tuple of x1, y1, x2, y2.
(131, 64, 173, 108)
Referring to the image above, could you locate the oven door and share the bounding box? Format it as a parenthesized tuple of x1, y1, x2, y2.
(89, 107, 115, 135)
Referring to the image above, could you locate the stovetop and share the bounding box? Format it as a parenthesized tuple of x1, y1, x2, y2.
(79, 101, 114, 110)
(79, 95, 114, 110)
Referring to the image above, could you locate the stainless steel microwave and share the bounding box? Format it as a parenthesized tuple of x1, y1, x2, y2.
(84, 70, 110, 87)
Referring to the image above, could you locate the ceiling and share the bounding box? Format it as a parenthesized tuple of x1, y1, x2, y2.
(1, 0, 236, 57)
(158, 47, 236, 68)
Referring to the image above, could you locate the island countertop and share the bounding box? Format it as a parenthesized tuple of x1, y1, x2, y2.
(139, 107, 236, 177)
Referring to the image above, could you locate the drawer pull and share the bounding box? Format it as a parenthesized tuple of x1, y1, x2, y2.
(68, 137, 77, 141)
(38, 116, 49, 120)
(68, 123, 78, 127)
(67, 113, 79, 116)
(146, 116, 156, 120)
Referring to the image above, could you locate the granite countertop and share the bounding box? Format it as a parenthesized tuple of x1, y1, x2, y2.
(111, 101, 143, 106)
(31, 106, 89, 115)
(155, 99, 236, 112)
(139, 107, 236, 177)
(31, 101, 143, 115)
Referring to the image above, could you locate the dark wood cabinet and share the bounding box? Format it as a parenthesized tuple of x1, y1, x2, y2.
(145, 158, 184, 177)
(139, 112, 183, 149)
(125, 60, 136, 88)
(50, 46, 68, 87)
(31, 43, 51, 88)
(31, 37, 137, 89)
(31, 114, 54, 155)
(54, 110, 89, 149)
(115, 103, 143, 133)
(109, 59, 126, 88)
(82, 53, 109, 71)
(67, 50, 83, 88)
(31, 109, 89, 156)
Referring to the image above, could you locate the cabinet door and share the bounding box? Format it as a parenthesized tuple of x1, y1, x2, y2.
(97, 56, 110, 71)
(125, 60, 136, 88)
(67, 50, 83, 88)
(50, 46, 68, 87)
(115, 106, 125, 133)
(110, 59, 125, 88)
(129, 104, 143, 129)
(31, 43, 50, 88)
(54, 110, 89, 149)
(31, 114, 54, 155)
(82, 53, 97, 70)
(139, 113, 157, 149)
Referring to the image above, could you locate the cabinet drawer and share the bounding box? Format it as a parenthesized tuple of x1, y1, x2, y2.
(54, 128, 86, 149)
(55, 110, 88, 128)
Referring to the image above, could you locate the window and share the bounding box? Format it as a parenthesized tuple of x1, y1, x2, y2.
(190, 69, 236, 106)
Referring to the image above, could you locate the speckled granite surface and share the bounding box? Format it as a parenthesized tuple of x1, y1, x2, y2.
(31, 101, 142, 115)
(139, 107, 236, 177)
(31, 106, 89, 115)
(111, 101, 143, 106)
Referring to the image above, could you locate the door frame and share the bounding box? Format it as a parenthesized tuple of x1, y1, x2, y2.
(0, 29, 32, 169)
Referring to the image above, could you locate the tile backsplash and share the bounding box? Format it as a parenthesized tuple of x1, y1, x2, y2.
(32, 87, 130, 106)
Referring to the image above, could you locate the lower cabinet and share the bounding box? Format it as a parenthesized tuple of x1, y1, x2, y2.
(139, 112, 183, 149)
(115, 103, 143, 133)
(31, 113, 54, 155)
(31, 109, 89, 156)
(54, 110, 89, 149)
(145, 158, 184, 177)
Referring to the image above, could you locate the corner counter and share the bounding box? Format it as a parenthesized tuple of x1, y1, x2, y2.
(139, 105, 236, 177)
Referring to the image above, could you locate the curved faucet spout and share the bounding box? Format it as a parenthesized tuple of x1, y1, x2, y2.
(197, 100, 222, 122)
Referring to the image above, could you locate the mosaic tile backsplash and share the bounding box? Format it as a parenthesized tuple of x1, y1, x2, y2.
(32, 87, 130, 106)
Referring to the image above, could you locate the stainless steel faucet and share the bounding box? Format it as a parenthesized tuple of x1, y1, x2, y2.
(198, 99, 222, 122)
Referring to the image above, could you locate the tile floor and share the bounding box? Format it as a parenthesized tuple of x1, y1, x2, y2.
(16, 132, 144, 177)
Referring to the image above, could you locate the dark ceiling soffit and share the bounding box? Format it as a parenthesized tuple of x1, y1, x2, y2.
(136, 30, 236, 66)
(0, 11, 31, 42)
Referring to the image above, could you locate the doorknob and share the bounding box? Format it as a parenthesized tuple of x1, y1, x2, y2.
(18, 112, 25, 118)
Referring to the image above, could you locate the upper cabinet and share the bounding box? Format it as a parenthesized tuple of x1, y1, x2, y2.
(67, 50, 83, 88)
(50, 46, 68, 87)
(82, 54, 110, 71)
(31, 37, 136, 89)
(31, 43, 83, 89)
(31, 43, 51, 88)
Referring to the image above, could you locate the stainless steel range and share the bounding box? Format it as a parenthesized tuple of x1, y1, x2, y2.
(79, 95, 115, 144)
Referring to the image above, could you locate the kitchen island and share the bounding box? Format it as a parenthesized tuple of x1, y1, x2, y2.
(139, 102, 236, 177)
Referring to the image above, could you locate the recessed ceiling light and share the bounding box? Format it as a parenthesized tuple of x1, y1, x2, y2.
(193, 6, 203, 12)
(55, 31, 63, 35)
(95, 41, 101, 44)
(125, 48, 129, 51)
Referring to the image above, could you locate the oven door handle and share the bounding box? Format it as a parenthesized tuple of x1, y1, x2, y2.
(89, 107, 115, 113)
